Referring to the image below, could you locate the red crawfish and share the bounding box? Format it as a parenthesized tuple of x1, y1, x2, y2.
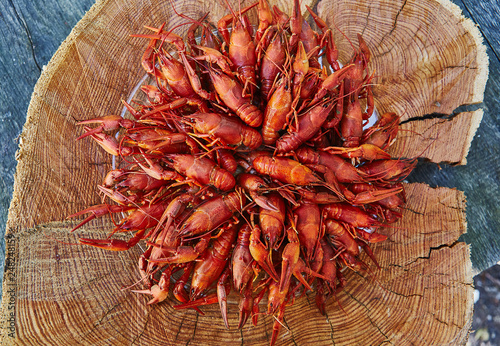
(276, 97, 335, 153)
(67, 203, 135, 233)
(165, 154, 236, 191)
(255, 0, 273, 43)
(228, 19, 258, 98)
(102, 169, 169, 193)
(340, 34, 372, 148)
(315, 238, 344, 315)
(258, 28, 287, 100)
(294, 201, 322, 262)
(217, 149, 238, 174)
(318, 237, 344, 293)
(306, 5, 340, 70)
(358, 158, 417, 183)
(253, 155, 323, 186)
(361, 112, 400, 149)
(288, 0, 302, 48)
(249, 222, 279, 282)
(237, 173, 279, 211)
(232, 224, 254, 292)
(231, 223, 256, 328)
(133, 264, 177, 305)
(216, 1, 259, 97)
(295, 146, 367, 183)
(344, 34, 371, 97)
(184, 112, 262, 149)
(308, 64, 354, 107)
(341, 94, 364, 148)
(259, 192, 286, 250)
(322, 203, 381, 229)
(82, 125, 136, 157)
(125, 126, 199, 154)
(155, 53, 196, 98)
(189, 221, 238, 300)
(174, 222, 239, 326)
(351, 182, 406, 211)
(76, 114, 135, 140)
(76, 201, 171, 251)
(321, 143, 391, 162)
(261, 77, 293, 145)
(296, 187, 341, 204)
(191, 45, 233, 75)
(279, 225, 326, 294)
(217, 1, 258, 45)
(324, 219, 360, 257)
(178, 191, 245, 238)
(252, 155, 344, 199)
(208, 67, 263, 127)
(345, 183, 404, 206)
(298, 15, 321, 69)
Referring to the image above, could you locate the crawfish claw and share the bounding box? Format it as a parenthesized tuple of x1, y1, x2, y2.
(132, 285, 169, 305)
(78, 238, 131, 251)
(252, 193, 279, 212)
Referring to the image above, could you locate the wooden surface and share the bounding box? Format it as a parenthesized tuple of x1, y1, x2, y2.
(0, 0, 495, 276)
(1, 184, 475, 345)
(0, 0, 493, 343)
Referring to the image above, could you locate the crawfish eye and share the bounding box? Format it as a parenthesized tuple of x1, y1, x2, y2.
(265, 235, 270, 242)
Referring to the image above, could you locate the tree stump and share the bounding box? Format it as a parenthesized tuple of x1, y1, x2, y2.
(0, 0, 488, 344)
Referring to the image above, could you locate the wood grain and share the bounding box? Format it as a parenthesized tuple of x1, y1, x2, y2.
(389, 110, 483, 165)
(316, 0, 488, 121)
(0, 0, 485, 344)
(0, 184, 473, 345)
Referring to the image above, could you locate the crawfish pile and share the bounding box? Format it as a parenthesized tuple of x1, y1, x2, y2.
(70, 0, 416, 344)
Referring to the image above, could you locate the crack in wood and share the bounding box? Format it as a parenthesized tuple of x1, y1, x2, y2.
(6, 0, 42, 72)
(406, 241, 462, 267)
(377, 0, 408, 50)
(388, 0, 407, 37)
(361, 6, 371, 38)
(404, 207, 424, 216)
(93, 302, 121, 327)
(436, 316, 464, 330)
(381, 285, 424, 299)
(324, 311, 336, 345)
(282, 317, 298, 346)
(130, 305, 151, 345)
(175, 313, 185, 341)
(185, 312, 198, 346)
(438, 200, 464, 211)
(400, 102, 483, 125)
(79, 300, 125, 342)
(344, 291, 392, 344)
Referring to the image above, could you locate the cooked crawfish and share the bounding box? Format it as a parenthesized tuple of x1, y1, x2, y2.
(70, 3, 418, 345)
